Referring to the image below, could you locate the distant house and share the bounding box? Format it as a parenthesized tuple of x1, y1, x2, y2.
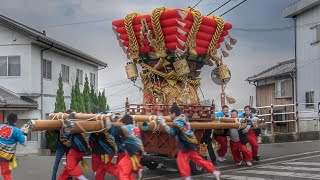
(0, 14, 107, 153)
(246, 59, 296, 133)
(284, 0, 320, 132)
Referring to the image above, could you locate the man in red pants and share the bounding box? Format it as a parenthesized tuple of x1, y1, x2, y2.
(90, 131, 118, 180)
(108, 114, 144, 180)
(159, 103, 221, 180)
(213, 105, 229, 162)
(229, 110, 252, 166)
(58, 112, 90, 180)
(0, 113, 27, 180)
(238, 105, 261, 161)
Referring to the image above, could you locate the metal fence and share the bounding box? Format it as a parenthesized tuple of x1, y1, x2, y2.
(236, 102, 320, 135)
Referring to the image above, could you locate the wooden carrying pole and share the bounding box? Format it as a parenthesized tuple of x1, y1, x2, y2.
(28, 119, 267, 133)
(49, 113, 247, 123)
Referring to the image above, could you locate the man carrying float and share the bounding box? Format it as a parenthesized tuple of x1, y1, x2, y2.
(159, 104, 221, 180)
(0, 113, 27, 180)
(238, 105, 261, 161)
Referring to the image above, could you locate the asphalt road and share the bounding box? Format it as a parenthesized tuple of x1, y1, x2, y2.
(10, 140, 320, 180)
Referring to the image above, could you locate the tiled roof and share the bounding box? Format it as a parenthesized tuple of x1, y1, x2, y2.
(246, 59, 295, 82)
(0, 14, 107, 68)
(0, 86, 38, 108)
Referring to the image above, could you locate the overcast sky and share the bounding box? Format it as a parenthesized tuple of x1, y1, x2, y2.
(1, 0, 296, 111)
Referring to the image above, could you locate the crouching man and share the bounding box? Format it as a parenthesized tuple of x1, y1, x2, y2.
(159, 103, 221, 180)
(229, 110, 252, 166)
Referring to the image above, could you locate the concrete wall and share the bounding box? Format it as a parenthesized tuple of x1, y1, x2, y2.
(296, 5, 320, 132)
(0, 23, 33, 94)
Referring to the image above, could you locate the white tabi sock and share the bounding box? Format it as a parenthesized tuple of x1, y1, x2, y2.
(77, 175, 88, 180)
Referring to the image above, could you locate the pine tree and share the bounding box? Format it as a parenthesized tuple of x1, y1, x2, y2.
(54, 74, 66, 113)
(101, 90, 107, 111)
(83, 75, 92, 113)
(98, 91, 103, 111)
(46, 74, 66, 152)
(90, 85, 99, 111)
(79, 92, 86, 113)
(72, 77, 85, 112)
(70, 85, 75, 111)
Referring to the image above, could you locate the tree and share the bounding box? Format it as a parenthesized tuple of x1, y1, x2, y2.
(83, 75, 92, 113)
(70, 85, 76, 111)
(90, 85, 99, 112)
(98, 92, 102, 111)
(71, 77, 85, 113)
(101, 90, 107, 111)
(54, 74, 66, 113)
(46, 74, 66, 152)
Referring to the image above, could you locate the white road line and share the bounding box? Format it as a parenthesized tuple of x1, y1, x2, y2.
(239, 170, 320, 179)
(61, 155, 118, 160)
(179, 154, 320, 180)
(282, 162, 320, 166)
(259, 165, 320, 172)
(220, 175, 277, 180)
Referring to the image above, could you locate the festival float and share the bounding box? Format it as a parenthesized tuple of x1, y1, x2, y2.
(23, 7, 266, 174)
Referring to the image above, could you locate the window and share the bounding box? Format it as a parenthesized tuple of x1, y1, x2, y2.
(61, 64, 69, 82)
(42, 59, 52, 79)
(76, 69, 83, 85)
(306, 91, 315, 108)
(90, 73, 96, 87)
(275, 79, 292, 98)
(0, 56, 21, 76)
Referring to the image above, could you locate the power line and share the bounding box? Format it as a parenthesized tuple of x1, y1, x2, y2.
(107, 85, 133, 97)
(192, 0, 204, 8)
(220, 0, 247, 16)
(36, 18, 114, 28)
(207, 0, 232, 16)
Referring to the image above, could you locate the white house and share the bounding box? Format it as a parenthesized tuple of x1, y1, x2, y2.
(0, 14, 107, 153)
(284, 0, 320, 132)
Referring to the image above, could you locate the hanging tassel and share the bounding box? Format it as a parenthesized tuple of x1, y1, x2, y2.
(226, 93, 236, 104)
(101, 154, 110, 163)
(221, 49, 229, 58)
(9, 156, 17, 170)
(189, 48, 197, 56)
(203, 57, 214, 66)
(225, 42, 233, 50)
(211, 55, 221, 62)
(81, 160, 90, 171)
(229, 35, 237, 45)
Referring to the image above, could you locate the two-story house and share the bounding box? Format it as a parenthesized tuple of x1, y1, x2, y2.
(284, 0, 320, 132)
(246, 59, 296, 133)
(0, 14, 107, 153)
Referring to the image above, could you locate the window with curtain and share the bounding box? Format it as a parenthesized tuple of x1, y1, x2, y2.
(42, 59, 52, 79)
(275, 79, 292, 98)
(61, 64, 69, 82)
(306, 91, 315, 108)
(0, 56, 21, 76)
(90, 73, 96, 87)
(76, 69, 83, 85)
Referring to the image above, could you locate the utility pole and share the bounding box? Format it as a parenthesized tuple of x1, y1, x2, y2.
(220, 55, 226, 107)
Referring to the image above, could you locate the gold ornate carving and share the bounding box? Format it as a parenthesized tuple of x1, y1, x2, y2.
(124, 13, 139, 60)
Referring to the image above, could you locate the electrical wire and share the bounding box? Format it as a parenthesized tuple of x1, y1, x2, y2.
(192, 0, 204, 8)
(207, 0, 232, 16)
(220, 0, 247, 16)
(36, 18, 114, 28)
(107, 85, 133, 97)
